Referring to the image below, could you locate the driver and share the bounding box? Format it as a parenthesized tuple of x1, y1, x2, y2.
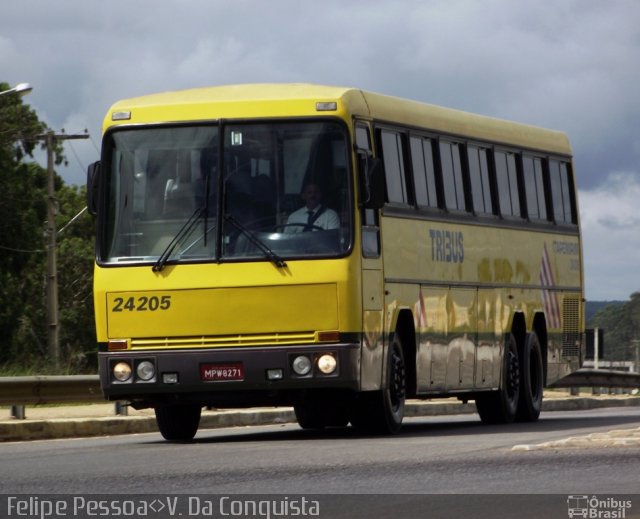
(285, 182, 339, 233)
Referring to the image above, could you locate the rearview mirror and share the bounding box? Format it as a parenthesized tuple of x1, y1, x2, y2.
(86, 161, 101, 216)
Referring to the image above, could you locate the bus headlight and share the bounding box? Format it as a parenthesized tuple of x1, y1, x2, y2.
(136, 360, 156, 381)
(292, 355, 312, 376)
(317, 354, 337, 375)
(113, 362, 132, 382)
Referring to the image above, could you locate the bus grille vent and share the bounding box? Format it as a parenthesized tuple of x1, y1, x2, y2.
(130, 331, 317, 349)
(561, 296, 581, 358)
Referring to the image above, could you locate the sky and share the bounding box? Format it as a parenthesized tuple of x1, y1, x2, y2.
(1, 0, 639, 301)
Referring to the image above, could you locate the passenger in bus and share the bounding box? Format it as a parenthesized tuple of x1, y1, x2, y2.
(285, 182, 340, 232)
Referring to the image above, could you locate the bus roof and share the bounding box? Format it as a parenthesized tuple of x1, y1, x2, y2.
(105, 83, 571, 155)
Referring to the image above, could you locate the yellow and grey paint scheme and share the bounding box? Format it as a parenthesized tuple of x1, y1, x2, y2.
(94, 84, 583, 405)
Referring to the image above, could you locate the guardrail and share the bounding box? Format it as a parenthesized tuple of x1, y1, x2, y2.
(0, 375, 106, 419)
(0, 375, 102, 406)
(550, 369, 640, 389)
(1, 370, 638, 419)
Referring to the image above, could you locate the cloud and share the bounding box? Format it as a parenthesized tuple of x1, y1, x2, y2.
(580, 172, 640, 300)
(2, 0, 640, 299)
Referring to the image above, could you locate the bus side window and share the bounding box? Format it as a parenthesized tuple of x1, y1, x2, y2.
(523, 155, 548, 221)
(439, 140, 466, 212)
(467, 145, 493, 215)
(494, 150, 521, 218)
(410, 135, 438, 209)
(379, 129, 409, 205)
(357, 123, 381, 258)
(548, 159, 576, 224)
(356, 125, 371, 151)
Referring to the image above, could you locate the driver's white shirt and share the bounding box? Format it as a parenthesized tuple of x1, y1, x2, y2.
(285, 205, 340, 233)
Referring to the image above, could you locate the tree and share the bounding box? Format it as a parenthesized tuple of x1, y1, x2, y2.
(0, 83, 49, 365)
(589, 292, 640, 362)
(0, 81, 94, 372)
(56, 184, 96, 371)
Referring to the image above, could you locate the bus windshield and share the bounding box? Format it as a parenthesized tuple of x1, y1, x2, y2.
(101, 120, 352, 266)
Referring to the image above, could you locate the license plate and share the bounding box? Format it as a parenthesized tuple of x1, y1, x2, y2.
(200, 362, 244, 381)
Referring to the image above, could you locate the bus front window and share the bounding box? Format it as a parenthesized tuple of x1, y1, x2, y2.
(221, 121, 352, 260)
(100, 121, 351, 265)
(102, 126, 218, 264)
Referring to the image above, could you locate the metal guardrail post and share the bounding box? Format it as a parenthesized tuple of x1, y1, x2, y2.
(10, 405, 26, 420)
(114, 402, 128, 416)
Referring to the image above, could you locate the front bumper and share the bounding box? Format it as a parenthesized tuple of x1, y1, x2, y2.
(99, 342, 360, 407)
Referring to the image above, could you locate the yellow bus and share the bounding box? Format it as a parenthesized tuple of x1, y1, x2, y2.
(87, 84, 584, 440)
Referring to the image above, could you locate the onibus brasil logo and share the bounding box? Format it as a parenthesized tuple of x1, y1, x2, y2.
(567, 496, 632, 518)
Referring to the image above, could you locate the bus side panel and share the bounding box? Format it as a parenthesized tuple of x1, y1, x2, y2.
(445, 287, 476, 390)
(361, 268, 384, 391)
(360, 309, 384, 391)
(380, 215, 583, 394)
(415, 286, 448, 392)
(476, 288, 502, 389)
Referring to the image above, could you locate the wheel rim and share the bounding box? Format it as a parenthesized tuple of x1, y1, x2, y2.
(389, 345, 406, 412)
(529, 346, 542, 401)
(506, 347, 520, 401)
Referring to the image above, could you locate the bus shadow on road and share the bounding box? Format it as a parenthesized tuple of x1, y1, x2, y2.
(172, 407, 640, 445)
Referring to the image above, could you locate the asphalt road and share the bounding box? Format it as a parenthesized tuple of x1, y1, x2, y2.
(1, 407, 639, 517)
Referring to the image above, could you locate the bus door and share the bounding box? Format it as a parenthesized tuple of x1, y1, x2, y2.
(356, 122, 385, 391)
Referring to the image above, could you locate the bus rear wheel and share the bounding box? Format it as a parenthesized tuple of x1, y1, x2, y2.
(516, 332, 544, 422)
(351, 336, 406, 434)
(155, 404, 201, 441)
(476, 334, 520, 424)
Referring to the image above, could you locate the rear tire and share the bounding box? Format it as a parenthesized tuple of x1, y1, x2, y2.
(155, 404, 201, 441)
(516, 332, 544, 422)
(351, 335, 406, 434)
(476, 334, 520, 424)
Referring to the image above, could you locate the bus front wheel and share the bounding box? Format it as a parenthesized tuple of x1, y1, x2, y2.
(351, 336, 406, 434)
(476, 334, 520, 424)
(155, 404, 201, 441)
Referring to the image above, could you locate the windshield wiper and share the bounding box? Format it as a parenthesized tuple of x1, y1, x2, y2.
(180, 221, 217, 257)
(224, 214, 287, 268)
(152, 207, 204, 272)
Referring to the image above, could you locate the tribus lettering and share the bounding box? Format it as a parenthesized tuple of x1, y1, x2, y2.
(429, 229, 464, 263)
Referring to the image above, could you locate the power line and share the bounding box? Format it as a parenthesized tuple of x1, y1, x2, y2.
(0, 193, 44, 204)
(66, 136, 90, 175)
(89, 134, 101, 155)
(0, 244, 44, 253)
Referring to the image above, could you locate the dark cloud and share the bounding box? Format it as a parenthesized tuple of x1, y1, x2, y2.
(1, 0, 639, 298)
(580, 172, 640, 299)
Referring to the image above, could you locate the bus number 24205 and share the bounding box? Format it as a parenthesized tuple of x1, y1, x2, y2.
(112, 295, 172, 312)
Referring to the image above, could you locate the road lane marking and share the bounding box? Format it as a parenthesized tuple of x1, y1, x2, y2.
(512, 427, 640, 451)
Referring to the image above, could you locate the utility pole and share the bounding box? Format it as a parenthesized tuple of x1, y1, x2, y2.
(42, 129, 89, 369)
